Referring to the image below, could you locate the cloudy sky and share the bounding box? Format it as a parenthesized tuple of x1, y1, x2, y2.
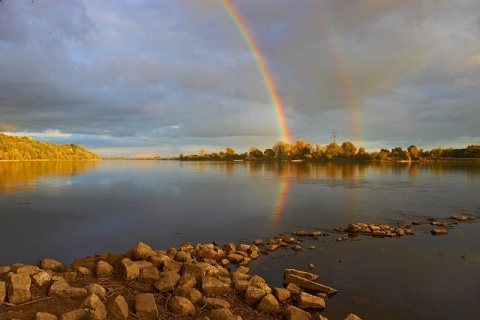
(1, 0, 479, 157)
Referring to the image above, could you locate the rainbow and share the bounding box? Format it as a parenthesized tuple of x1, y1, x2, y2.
(218, 0, 292, 144)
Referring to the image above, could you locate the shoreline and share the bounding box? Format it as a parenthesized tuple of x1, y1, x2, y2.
(0, 215, 476, 320)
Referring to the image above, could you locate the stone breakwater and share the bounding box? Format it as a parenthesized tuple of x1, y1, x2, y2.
(0, 241, 359, 320)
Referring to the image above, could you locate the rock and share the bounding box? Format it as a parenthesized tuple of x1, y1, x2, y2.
(178, 273, 197, 289)
(35, 312, 58, 320)
(344, 314, 362, 320)
(209, 308, 233, 320)
(227, 253, 244, 264)
(285, 283, 302, 295)
(202, 276, 231, 297)
(138, 266, 159, 284)
(284, 269, 319, 282)
(371, 230, 386, 237)
(273, 287, 291, 302)
(57, 271, 77, 283)
(153, 271, 181, 293)
(431, 229, 448, 235)
(149, 253, 170, 268)
(82, 293, 107, 319)
(60, 309, 89, 320)
(16, 265, 40, 275)
(106, 295, 129, 319)
(204, 297, 231, 309)
(311, 313, 328, 320)
(233, 280, 250, 292)
(174, 251, 190, 262)
(174, 287, 203, 304)
(133, 242, 155, 260)
(0, 281, 5, 303)
(284, 305, 311, 320)
(32, 270, 51, 286)
(284, 273, 338, 297)
(95, 260, 114, 278)
(48, 279, 87, 300)
(163, 259, 183, 273)
(296, 291, 325, 309)
(40, 259, 65, 272)
(257, 293, 280, 313)
(245, 285, 267, 306)
(308, 263, 315, 270)
(86, 283, 106, 301)
(71, 257, 96, 273)
(169, 296, 195, 316)
(7, 273, 31, 304)
(347, 223, 361, 233)
(135, 293, 158, 319)
(120, 258, 139, 281)
(133, 260, 154, 270)
(253, 239, 264, 246)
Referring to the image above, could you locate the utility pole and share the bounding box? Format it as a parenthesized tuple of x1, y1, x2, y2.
(331, 129, 338, 144)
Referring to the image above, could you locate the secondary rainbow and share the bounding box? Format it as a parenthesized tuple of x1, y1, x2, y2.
(218, 0, 292, 144)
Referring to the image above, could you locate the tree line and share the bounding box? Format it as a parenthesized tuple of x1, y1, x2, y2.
(0, 133, 100, 160)
(179, 140, 480, 161)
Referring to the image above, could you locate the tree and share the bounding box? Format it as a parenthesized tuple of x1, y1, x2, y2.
(340, 141, 357, 158)
(272, 141, 290, 159)
(248, 146, 263, 159)
(263, 149, 276, 159)
(407, 145, 422, 160)
(325, 142, 340, 159)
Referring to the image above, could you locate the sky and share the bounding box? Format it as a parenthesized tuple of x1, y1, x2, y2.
(1, 0, 479, 158)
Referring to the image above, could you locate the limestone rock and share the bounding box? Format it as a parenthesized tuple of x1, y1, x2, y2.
(178, 273, 197, 289)
(149, 253, 170, 268)
(344, 314, 362, 320)
(16, 265, 40, 275)
(209, 308, 234, 320)
(273, 287, 291, 302)
(202, 276, 231, 297)
(133, 242, 155, 260)
(35, 312, 58, 320)
(285, 283, 302, 295)
(284, 305, 311, 320)
(32, 270, 52, 286)
(82, 293, 107, 319)
(296, 291, 325, 310)
(7, 273, 31, 304)
(40, 259, 65, 272)
(311, 313, 328, 320)
(204, 297, 230, 309)
(174, 287, 203, 304)
(86, 283, 106, 301)
(135, 293, 158, 319)
(0, 281, 5, 303)
(106, 295, 129, 320)
(95, 260, 114, 278)
(60, 309, 89, 320)
(163, 259, 183, 273)
(257, 293, 280, 314)
(48, 279, 87, 300)
(57, 271, 77, 283)
(174, 251, 190, 262)
(284, 269, 319, 282)
(245, 285, 267, 306)
(233, 280, 250, 292)
(138, 266, 159, 284)
(168, 296, 195, 316)
(284, 273, 338, 297)
(227, 253, 244, 264)
(120, 258, 139, 281)
(431, 229, 448, 235)
(153, 271, 181, 293)
(183, 262, 208, 281)
(133, 260, 154, 270)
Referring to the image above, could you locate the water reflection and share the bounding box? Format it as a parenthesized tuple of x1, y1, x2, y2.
(0, 161, 99, 193)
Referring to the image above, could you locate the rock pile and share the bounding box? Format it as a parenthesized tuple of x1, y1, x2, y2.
(0, 241, 358, 320)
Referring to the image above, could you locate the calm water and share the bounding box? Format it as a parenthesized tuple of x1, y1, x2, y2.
(1, 160, 479, 319)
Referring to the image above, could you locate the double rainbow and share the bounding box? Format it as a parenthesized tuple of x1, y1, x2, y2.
(218, 0, 292, 144)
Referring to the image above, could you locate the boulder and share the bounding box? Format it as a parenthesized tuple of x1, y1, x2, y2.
(32, 270, 52, 286)
(284, 273, 338, 297)
(153, 271, 181, 293)
(133, 242, 154, 260)
(135, 293, 158, 319)
(0, 281, 5, 303)
(177, 273, 197, 289)
(285, 283, 302, 295)
(86, 283, 106, 301)
(59, 309, 89, 320)
(257, 293, 280, 313)
(273, 287, 291, 302)
(431, 229, 448, 235)
(16, 265, 40, 275)
(209, 308, 234, 320)
(233, 280, 250, 292)
(227, 253, 244, 264)
(296, 292, 325, 310)
(284, 305, 311, 320)
(106, 295, 129, 319)
(202, 276, 231, 297)
(149, 253, 170, 268)
(120, 258, 140, 281)
(133, 260, 154, 270)
(7, 273, 31, 304)
(169, 296, 195, 316)
(82, 293, 107, 319)
(48, 279, 87, 300)
(204, 297, 230, 309)
(35, 312, 58, 320)
(174, 287, 203, 304)
(40, 259, 65, 272)
(138, 266, 159, 284)
(245, 285, 267, 306)
(284, 269, 319, 282)
(344, 314, 362, 320)
(95, 260, 114, 278)
(163, 259, 183, 273)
